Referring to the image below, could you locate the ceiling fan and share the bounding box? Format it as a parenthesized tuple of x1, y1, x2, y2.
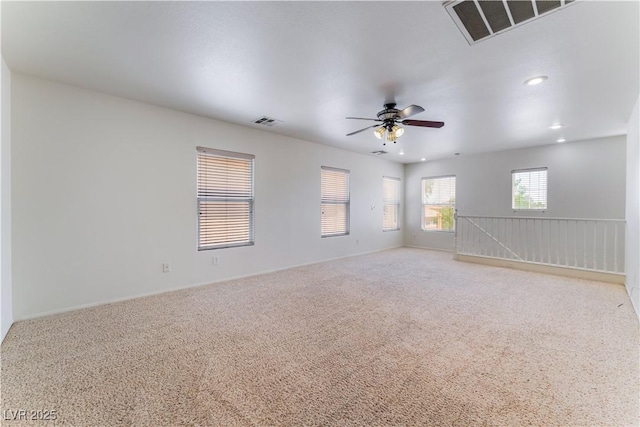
(346, 103, 444, 145)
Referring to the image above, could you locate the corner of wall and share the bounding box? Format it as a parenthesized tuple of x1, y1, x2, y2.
(625, 94, 640, 321)
(1, 56, 13, 343)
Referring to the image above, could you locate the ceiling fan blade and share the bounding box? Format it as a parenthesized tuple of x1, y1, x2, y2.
(346, 117, 382, 121)
(397, 105, 425, 119)
(402, 119, 445, 128)
(346, 124, 380, 136)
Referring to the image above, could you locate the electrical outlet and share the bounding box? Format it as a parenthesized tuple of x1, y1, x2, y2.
(213, 256, 220, 265)
(162, 263, 171, 273)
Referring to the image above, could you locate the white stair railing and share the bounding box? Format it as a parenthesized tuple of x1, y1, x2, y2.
(454, 215, 625, 275)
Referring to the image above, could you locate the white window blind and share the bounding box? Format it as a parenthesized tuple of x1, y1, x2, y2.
(383, 176, 400, 231)
(512, 167, 547, 210)
(422, 176, 456, 232)
(321, 167, 350, 237)
(197, 147, 255, 250)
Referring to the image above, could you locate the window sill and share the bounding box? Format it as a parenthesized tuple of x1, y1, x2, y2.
(321, 233, 350, 238)
(198, 242, 255, 251)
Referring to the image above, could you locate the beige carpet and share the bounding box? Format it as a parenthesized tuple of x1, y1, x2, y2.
(1, 248, 638, 426)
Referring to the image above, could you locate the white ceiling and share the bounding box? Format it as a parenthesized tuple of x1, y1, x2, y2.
(2, 1, 638, 164)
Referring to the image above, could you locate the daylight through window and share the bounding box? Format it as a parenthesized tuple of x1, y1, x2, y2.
(197, 147, 255, 250)
(321, 167, 350, 237)
(422, 176, 456, 232)
(383, 177, 401, 231)
(512, 168, 547, 210)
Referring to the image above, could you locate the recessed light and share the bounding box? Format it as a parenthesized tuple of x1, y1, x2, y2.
(556, 138, 566, 143)
(399, 151, 405, 156)
(420, 158, 426, 162)
(550, 123, 564, 130)
(524, 76, 548, 86)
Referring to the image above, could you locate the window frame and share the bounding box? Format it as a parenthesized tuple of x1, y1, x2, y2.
(421, 175, 456, 233)
(196, 146, 255, 251)
(321, 166, 350, 238)
(511, 167, 548, 211)
(382, 176, 401, 232)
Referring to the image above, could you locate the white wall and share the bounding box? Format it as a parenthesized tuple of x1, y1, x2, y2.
(404, 137, 627, 251)
(626, 96, 639, 319)
(11, 74, 404, 320)
(1, 58, 12, 342)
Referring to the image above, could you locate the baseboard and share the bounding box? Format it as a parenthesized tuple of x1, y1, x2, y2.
(14, 245, 404, 322)
(455, 254, 625, 285)
(1, 320, 13, 344)
(403, 245, 454, 253)
(627, 286, 640, 321)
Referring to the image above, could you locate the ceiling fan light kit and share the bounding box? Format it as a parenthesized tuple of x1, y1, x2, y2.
(386, 129, 397, 144)
(346, 102, 444, 146)
(376, 124, 404, 143)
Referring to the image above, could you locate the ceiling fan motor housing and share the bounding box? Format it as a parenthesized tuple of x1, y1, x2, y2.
(377, 103, 399, 121)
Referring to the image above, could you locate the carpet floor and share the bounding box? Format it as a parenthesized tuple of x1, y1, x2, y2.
(1, 248, 638, 426)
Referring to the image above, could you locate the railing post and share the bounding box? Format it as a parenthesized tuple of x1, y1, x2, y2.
(583, 221, 587, 269)
(614, 222, 619, 273)
(489, 218, 500, 256)
(556, 220, 560, 265)
(593, 221, 597, 270)
(539, 219, 544, 264)
(573, 220, 577, 268)
(547, 220, 551, 264)
(564, 219, 568, 267)
(603, 222, 608, 272)
(453, 209, 458, 260)
(524, 219, 528, 262)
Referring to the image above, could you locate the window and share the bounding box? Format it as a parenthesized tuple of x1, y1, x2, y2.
(422, 176, 456, 232)
(321, 167, 350, 237)
(383, 176, 401, 231)
(512, 167, 547, 210)
(197, 147, 254, 250)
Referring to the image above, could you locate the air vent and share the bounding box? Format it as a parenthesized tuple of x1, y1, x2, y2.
(371, 150, 388, 155)
(445, 0, 577, 45)
(253, 116, 281, 127)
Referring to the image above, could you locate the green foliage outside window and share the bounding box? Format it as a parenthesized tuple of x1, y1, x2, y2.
(513, 177, 546, 210)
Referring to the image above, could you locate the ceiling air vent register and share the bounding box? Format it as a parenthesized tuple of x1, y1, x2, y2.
(445, 0, 577, 45)
(253, 116, 281, 127)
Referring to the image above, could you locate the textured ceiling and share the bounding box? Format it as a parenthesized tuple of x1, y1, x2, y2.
(2, 1, 638, 163)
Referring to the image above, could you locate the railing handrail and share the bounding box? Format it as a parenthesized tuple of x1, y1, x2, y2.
(456, 215, 625, 222)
